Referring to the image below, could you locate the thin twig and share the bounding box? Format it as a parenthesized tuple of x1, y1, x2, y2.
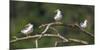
(50, 27, 68, 42)
(58, 34, 68, 42)
(38, 22, 62, 39)
(68, 38, 88, 44)
(55, 41, 58, 47)
(39, 24, 51, 38)
(54, 38, 88, 45)
(50, 27, 59, 34)
(39, 22, 62, 28)
(35, 39, 38, 48)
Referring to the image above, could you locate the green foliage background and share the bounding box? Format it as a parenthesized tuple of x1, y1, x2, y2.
(10, 1, 94, 49)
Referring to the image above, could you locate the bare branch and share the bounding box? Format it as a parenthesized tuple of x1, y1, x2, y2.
(68, 38, 88, 44)
(10, 34, 57, 43)
(50, 27, 59, 34)
(50, 27, 68, 42)
(54, 41, 58, 47)
(74, 24, 94, 37)
(10, 34, 68, 43)
(54, 38, 88, 46)
(58, 34, 68, 42)
(39, 22, 63, 28)
(10, 22, 92, 47)
(35, 40, 38, 48)
(38, 22, 63, 39)
(39, 22, 94, 37)
(39, 24, 51, 39)
(10, 34, 88, 44)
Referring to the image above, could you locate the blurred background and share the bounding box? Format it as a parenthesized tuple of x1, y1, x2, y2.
(10, 1, 94, 49)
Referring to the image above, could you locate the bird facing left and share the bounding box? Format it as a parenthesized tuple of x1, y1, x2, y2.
(54, 9, 62, 22)
(21, 23, 34, 36)
(80, 19, 88, 28)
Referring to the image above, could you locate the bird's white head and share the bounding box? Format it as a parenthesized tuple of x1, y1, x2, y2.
(26, 23, 32, 26)
(84, 19, 88, 23)
(55, 9, 60, 12)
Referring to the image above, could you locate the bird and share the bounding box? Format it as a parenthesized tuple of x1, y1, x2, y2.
(54, 9, 62, 21)
(21, 23, 33, 36)
(80, 19, 88, 28)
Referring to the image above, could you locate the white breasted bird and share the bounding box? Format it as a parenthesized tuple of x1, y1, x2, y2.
(80, 19, 88, 28)
(54, 9, 62, 21)
(21, 23, 33, 36)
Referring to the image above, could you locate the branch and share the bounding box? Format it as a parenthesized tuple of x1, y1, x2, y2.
(10, 22, 92, 47)
(74, 24, 94, 37)
(10, 34, 58, 43)
(54, 38, 88, 46)
(50, 27, 68, 42)
(54, 41, 58, 47)
(68, 38, 88, 44)
(39, 22, 63, 28)
(35, 39, 38, 48)
(39, 22, 94, 37)
(58, 34, 69, 42)
(10, 34, 88, 45)
(38, 22, 63, 39)
(10, 34, 69, 43)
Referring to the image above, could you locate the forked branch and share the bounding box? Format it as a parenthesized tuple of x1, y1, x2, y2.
(11, 22, 93, 47)
(10, 34, 88, 45)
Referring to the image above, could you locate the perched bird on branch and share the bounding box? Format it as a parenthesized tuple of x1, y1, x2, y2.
(54, 9, 62, 22)
(21, 23, 33, 36)
(80, 19, 88, 28)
